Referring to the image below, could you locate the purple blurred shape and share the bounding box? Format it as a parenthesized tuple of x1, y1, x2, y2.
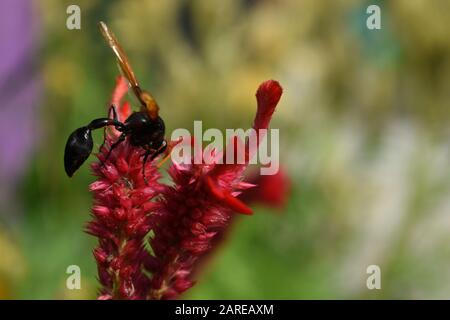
(0, 0, 41, 186)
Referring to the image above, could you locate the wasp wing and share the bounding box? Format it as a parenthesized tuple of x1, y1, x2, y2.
(99, 21, 159, 119)
(99, 22, 142, 96)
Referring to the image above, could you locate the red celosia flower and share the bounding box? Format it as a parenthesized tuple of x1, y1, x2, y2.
(87, 77, 162, 299)
(145, 80, 283, 299)
(86, 77, 283, 300)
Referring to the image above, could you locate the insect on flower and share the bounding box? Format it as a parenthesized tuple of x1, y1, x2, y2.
(64, 21, 167, 182)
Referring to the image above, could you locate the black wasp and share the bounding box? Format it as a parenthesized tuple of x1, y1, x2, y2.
(64, 22, 167, 182)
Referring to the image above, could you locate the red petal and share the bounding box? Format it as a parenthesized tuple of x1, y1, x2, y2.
(111, 76, 128, 108)
(223, 193, 253, 215)
(205, 176, 253, 215)
(118, 101, 132, 122)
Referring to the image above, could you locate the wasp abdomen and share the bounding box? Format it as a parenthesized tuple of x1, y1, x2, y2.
(64, 126, 94, 177)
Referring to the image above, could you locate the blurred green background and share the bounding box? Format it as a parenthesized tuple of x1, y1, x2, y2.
(1, 0, 450, 299)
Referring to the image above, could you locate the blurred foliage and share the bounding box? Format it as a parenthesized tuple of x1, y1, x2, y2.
(1, 0, 450, 299)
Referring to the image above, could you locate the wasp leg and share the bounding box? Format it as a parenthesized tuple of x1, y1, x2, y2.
(141, 141, 168, 184)
(102, 132, 126, 166)
(100, 129, 107, 153)
(100, 105, 119, 153)
(151, 140, 168, 161)
(109, 104, 118, 121)
(141, 150, 152, 185)
(86, 118, 125, 169)
(156, 140, 173, 169)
